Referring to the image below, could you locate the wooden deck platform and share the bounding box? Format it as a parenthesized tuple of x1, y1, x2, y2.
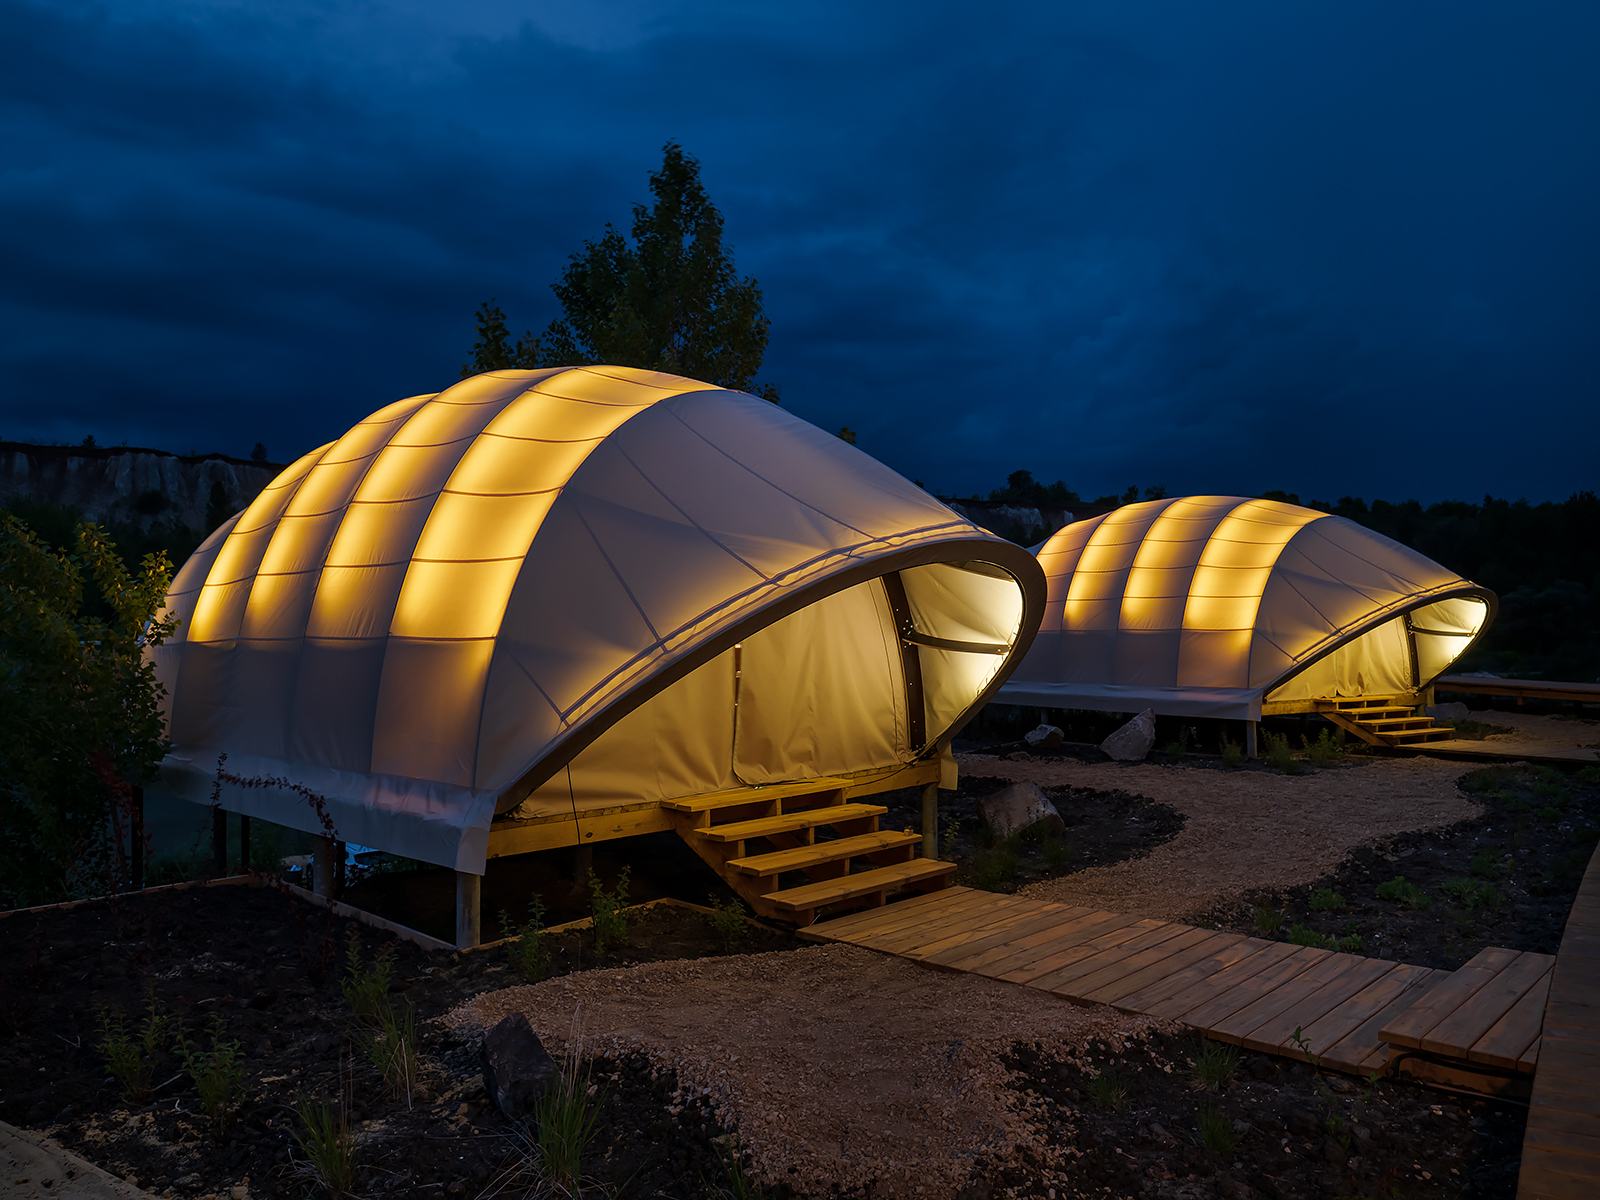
(800, 888, 1552, 1089)
(1518, 843, 1600, 1200)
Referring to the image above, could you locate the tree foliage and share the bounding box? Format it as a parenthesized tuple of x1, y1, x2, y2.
(462, 142, 778, 399)
(0, 515, 176, 907)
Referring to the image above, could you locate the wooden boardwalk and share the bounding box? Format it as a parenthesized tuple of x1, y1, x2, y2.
(1518, 843, 1600, 1199)
(800, 887, 1552, 1085)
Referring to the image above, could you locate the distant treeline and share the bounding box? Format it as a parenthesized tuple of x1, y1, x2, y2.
(985, 471, 1599, 684)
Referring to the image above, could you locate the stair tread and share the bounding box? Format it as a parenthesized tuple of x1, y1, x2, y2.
(693, 803, 888, 843)
(728, 830, 920, 875)
(661, 778, 851, 814)
(764, 859, 957, 910)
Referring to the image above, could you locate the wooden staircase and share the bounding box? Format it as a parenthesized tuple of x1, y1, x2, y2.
(666, 781, 955, 927)
(1315, 696, 1455, 747)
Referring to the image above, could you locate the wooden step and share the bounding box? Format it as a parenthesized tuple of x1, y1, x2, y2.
(691, 803, 888, 843)
(763, 859, 957, 912)
(727, 830, 920, 876)
(660, 777, 851, 814)
(1352, 716, 1432, 729)
(1386, 728, 1455, 743)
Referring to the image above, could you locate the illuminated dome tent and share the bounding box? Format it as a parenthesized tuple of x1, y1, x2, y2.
(152, 366, 1045, 940)
(994, 496, 1493, 739)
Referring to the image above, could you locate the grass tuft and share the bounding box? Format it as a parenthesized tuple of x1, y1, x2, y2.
(339, 929, 395, 1021)
(292, 1098, 360, 1199)
(707, 893, 749, 953)
(1188, 1039, 1239, 1091)
(1374, 876, 1428, 908)
(1254, 906, 1285, 935)
(1308, 887, 1346, 912)
(1263, 732, 1301, 775)
(1196, 1103, 1236, 1153)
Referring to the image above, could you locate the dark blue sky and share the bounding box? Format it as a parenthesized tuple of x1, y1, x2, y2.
(2, 1, 1596, 503)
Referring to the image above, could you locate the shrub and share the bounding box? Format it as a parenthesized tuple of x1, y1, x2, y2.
(707, 893, 749, 952)
(1537, 806, 1563, 821)
(1288, 925, 1337, 950)
(1040, 836, 1073, 871)
(1374, 876, 1427, 908)
(1197, 1103, 1236, 1153)
(1188, 1039, 1239, 1091)
(1308, 887, 1346, 912)
(499, 897, 552, 982)
(339, 930, 396, 1021)
(1166, 728, 1191, 764)
(1337, 933, 1365, 953)
(971, 845, 1021, 891)
(97, 996, 166, 1104)
(1579, 766, 1600, 785)
(588, 866, 631, 954)
(174, 1014, 244, 1140)
(292, 1098, 360, 1198)
(1220, 739, 1244, 768)
(1254, 907, 1285, 935)
(1087, 1068, 1128, 1111)
(1263, 732, 1300, 775)
(1304, 728, 1342, 767)
(1469, 850, 1505, 878)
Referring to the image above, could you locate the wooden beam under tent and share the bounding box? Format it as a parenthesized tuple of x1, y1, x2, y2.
(485, 759, 942, 859)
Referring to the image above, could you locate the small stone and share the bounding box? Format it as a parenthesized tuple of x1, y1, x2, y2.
(1024, 724, 1064, 751)
(1100, 709, 1156, 761)
(976, 780, 1065, 840)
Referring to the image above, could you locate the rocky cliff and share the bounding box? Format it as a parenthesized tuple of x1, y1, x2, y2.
(0, 442, 282, 534)
(945, 498, 1074, 546)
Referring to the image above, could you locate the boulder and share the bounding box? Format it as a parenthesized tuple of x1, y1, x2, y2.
(1023, 724, 1064, 751)
(480, 1012, 558, 1121)
(1426, 701, 1470, 722)
(1100, 709, 1156, 762)
(977, 780, 1065, 840)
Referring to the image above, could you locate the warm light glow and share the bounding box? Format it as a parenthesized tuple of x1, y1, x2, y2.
(1064, 503, 1167, 630)
(1182, 500, 1324, 632)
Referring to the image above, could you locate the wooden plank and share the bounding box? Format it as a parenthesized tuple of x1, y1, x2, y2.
(1035, 921, 1196, 997)
(728, 829, 920, 874)
(765, 859, 952, 910)
(1052, 924, 1220, 1001)
(1072, 927, 1234, 1006)
(1235, 957, 1400, 1056)
(1110, 936, 1279, 1014)
(1081, 931, 1247, 1007)
(696, 802, 887, 842)
(934, 905, 1103, 971)
(661, 774, 869, 812)
(1470, 970, 1553, 1071)
(971, 910, 1146, 980)
(1319, 967, 1447, 1075)
(891, 896, 1049, 960)
(802, 884, 975, 940)
(1380, 945, 1522, 1049)
(843, 897, 1021, 957)
(995, 916, 1164, 987)
(1515, 1147, 1600, 1200)
(487, 803, 675, 855)
(1422, 951, 1555, 1057)
(1127, 941, 1302, 1020)
(1163, 945, 1330, 1029)
(1206, 952, 1378, 1048)
(1521, 1035, 1543, 1075)
(854, 893, 1031, 954)
(1290, 962, 1434, 1062)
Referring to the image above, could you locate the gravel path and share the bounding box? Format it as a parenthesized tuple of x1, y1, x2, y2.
(959, 753, 1484, 920)
(450, 944, 1164, 1198)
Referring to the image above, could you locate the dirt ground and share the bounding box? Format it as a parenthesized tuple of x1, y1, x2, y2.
(1453, 708, 1600, 758)
(958, 753, 1482, 921)
(452, 945, 1162, 1198)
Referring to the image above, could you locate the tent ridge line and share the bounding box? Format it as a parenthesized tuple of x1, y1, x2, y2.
(609, 440, 770, 583)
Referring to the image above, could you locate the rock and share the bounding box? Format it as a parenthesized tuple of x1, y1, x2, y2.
(1426, 702, 1470, 721)
(1322, 1139, 1346, 1164)
(976, 781, 1065, 840)
(480, 1012, 558, 1121)
(1023, 724, 1064, 751)
(1100, 709, 1156, 762)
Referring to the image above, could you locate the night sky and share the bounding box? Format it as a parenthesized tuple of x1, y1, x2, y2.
(2, 1, 1596, 504)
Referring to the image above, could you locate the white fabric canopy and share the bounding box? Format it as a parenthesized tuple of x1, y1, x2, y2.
(995, 496, 1494, 720)
(150, 367, 1045, 871)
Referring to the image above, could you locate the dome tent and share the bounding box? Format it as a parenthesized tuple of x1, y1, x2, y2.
(994, 495, 1493, 726)
(151, 367, 1045, 927)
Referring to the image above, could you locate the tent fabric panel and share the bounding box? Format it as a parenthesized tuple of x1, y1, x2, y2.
(1412, 596, 1490, 682)
(1112, 629, 1183, 688)
(734, 579, 908, 784)
(1267, 617, 1414, 703)
(287, 637, 387, 773)
(509, 648, 739, 818)
(901, 561, 1025, 649)
(370, 638, 496, 786)
(157, 747, 499, 873)
(153, 514, 239, 715)
(1064, 502, 1174, 631)
(305, 562, 411, 641)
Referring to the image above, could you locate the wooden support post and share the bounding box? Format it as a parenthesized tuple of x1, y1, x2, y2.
(239, 815, 251, 873)
(130, 786, 145, 892)
(1245, 721, 1258, 759)
(456, 871, 482, 949)
(212, 806, 228, 877)
(313, 835, 336, 897)
(921, 781, 939, 861)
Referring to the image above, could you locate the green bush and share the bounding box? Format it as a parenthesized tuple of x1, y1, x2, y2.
(1308, 887, 1346, 912)
(1288, 924, 1337, 950)
(174, 1015, 244, 1141)
(1374, 876, 1428, 908)
(1196, 1103, 1236, 1153)
(1578, 766, 1600, 785)
(0, 515, 176, 908)
(1254, 907, 1285, 935)
(707, 893, 749, 952)
(97, 996, 166, 1104)
(1263, 732, 1301, 775)
(1220, 739, 1245, 768)
(1337, 933, 1364, 953)
(1304, 728, 1342, 767)
(499, 897, 552, 982)
(1469, 850, 1505, 878)
(1189, 1039, 1239, 1091)
(588, 866, 631, 954)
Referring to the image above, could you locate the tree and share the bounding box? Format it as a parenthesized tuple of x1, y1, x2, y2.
(462, 143, 779, 399)
(0, 515, 176, 907)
